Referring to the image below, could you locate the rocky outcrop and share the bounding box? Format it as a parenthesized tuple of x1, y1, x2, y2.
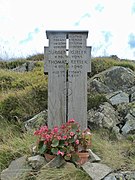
(87, 66, 135, 137)
(88, 66, 135, 94)
(87, 102, 119, 130)
(12, 61, 37, 72)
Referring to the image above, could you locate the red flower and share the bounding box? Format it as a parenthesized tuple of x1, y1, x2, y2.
(70, 132, 75, 136)
(75, 139, 79, 145)
(53, 126, 59, 133)
(57, 136, 61, 140)
(64, 142, 68, 146)
(57, 150, 64, 156)
(68, 118, 75, 123)
(63, 135, 67, 140)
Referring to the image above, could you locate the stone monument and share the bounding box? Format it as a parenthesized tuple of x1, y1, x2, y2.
(44, 30, 91, 129)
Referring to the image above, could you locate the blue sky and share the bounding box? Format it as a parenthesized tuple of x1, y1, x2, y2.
(0, 0, 135, 60)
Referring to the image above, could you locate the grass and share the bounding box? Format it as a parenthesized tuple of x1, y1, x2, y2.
(0, 119, 36, 172)
(0, 63, 48, 121)
(91, 129, 135, 171)
(90, 57, 135, 77)
(36, 163, 91, 180)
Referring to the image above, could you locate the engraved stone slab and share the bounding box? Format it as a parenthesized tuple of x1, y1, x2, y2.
(44, 32, 67, 128)
(68, 33, 91, 129)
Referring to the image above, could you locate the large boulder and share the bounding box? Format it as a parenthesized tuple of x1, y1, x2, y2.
(88, 66, 135, 95)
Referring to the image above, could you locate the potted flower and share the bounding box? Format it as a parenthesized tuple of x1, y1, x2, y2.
(34, 119, 92, 164)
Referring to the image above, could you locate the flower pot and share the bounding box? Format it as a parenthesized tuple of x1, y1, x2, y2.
(77, 152, 89, 165)
(44, 153, 56, 162)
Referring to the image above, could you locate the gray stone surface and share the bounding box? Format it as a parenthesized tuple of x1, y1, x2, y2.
(1, 156, 32, 180)
(89, 66, 135, 94)
(44, 155, 66, 168)
(24, 110, 47, 131)
(104, 171, 135, 180)
(87, 102, 119, 130)
(44, 31, 91, 129)
(67, 33, 91, 129)
(28, 155, 47, 169)
(122, 111, 135, 135)
(88, 149, 101, 162)
(82, 162, 112, 180)
(12, 62, 36, 72)
(107, 91, 129, 105)
(44, 32, 67, 128)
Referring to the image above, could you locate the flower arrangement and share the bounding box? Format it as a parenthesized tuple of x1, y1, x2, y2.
(34, 119, 92, 162)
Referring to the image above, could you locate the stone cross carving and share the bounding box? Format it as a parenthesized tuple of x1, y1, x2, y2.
(44, 30, 91, 129)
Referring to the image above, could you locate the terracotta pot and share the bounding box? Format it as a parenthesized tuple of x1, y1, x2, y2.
(44, 153, 56, 162)
(77, 152, 90, 165)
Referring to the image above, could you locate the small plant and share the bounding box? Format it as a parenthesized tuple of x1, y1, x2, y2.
(34, 119, 92, 162)
(87, 93, 107, 110)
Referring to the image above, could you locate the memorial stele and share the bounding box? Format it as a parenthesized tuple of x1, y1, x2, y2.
(44, 30, 91, 129)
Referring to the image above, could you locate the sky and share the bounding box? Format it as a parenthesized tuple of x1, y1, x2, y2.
(0, 0, 135, 60)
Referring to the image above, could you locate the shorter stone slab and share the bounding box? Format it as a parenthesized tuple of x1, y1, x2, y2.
(87, 149, 101, 162)
(44, 155, 66, 168)
(82, 162, 112, 180)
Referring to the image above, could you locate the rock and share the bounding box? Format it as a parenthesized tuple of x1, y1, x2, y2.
(28, 155, 47, 169)
(121, 109, 135, 135)
(12, 61, 37, 72)
(88, 149, 101, 162)
(106, 91, 129, 105)
(104, 171, 135, 180)
(88, 102, 119, 130)
(82, 162, 112, 180)
(125, 171, 135, 179)
(44, 155, 66, 168)
(24, 110, 47, 132)
(104, 173, 125, 180)
(89, 66, 135, 94)
(131, 91, 135, 102)
(1, 156, 32, 180)
(88, 79, 111, 93)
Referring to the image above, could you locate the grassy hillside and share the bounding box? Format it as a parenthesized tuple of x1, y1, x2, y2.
(0, 61, 48, 121)
(0, 55, 135, 178)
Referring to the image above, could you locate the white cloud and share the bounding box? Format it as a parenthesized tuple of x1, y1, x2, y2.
(0, 0, 135, 60)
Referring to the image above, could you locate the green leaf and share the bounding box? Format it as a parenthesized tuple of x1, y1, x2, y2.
(51, 139, 59, 147)
(51, 148, 58, 155)
(64, 155, 71, 161)
(59, 140, 65, 146)
(71, 153, 79, 163)
(69, 137, 75, 143)
(39, 144, 47, 154)
(71, 124, 78, 132)
(38, 141, 44, 149)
